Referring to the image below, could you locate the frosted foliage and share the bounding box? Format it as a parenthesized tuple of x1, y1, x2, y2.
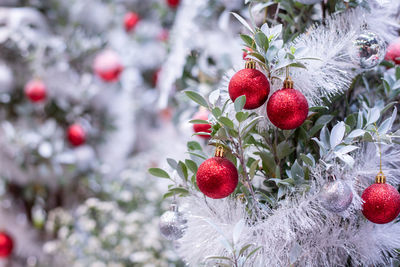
(289, 5, 399, 105)
(177, 144, 400, 266)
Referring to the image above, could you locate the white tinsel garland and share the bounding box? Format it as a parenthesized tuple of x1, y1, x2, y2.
(177, 144, 400, 266)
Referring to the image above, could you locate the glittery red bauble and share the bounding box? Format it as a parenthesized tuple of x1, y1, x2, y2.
(196, 157, 238, 199)
(67, 124, 86, 147)
(167, 0, 179, 8)
(192, 111, 211, 139)
(93, 50, 123, 82)
(362, 183, 400, 224)
(124, 12, 140, 32)
(228, 69, 270, 110)
(385, 38, 400, 65)
(0, 232, 13, 258)
(267, 88, 309, 130)
(24, 79, 46, 103)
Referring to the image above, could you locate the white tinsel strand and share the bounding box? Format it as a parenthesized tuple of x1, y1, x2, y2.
(289, 4, 399, 105)
(177, 142, 400, 266)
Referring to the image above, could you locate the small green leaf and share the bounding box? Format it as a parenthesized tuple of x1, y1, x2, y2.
(240, 34, 254, 48)
(187, 141, 202, 151)
(212, 107, 222, 118)
(234, 95, 246, 112)
(185, 91, 209, 108)
(219, 116, 235, 129)
(177, 161, 188, 180)
(185, 159, 198, 173)
(236, 111, 249, 122)
(169, 187, 189, 196)
(163, 191, 175, 199)
(148, 168, 170, 179)
(189, 119, 209, 124)
(166, 158, 178, 169)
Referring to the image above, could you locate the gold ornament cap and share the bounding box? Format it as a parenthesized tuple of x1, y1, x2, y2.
(375, 170, 386, 184)
(214, 145, 224, 157)
(283, 76, 294, 89)
(245, 60, 256, 69)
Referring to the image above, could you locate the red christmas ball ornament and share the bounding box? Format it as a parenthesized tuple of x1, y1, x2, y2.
(157, 29, 169, 42)
(228, 61, 270, 110)
(385, 37, 400, 65)
(0, 232, 13, 258)
(267, 78, 309, 130)
(93, 50, 124, 82)
(24, 79, 46, 103)
(196, 146, 238, 199)
(362, 172, 400, 224)
(192, 110, 212, 139)
(67, 124, 86, 147)
(167, 0, 180, 8)
(124, 12, 140, 32)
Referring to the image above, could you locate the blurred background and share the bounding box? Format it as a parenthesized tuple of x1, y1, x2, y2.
(0, 0, 247, 266)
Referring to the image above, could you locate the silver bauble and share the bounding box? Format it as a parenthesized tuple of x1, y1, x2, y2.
(159, 204, 186, 241)
(351, 30, 386, 69)
(319, 179, 353, 213)
(296, 0, 323, 4)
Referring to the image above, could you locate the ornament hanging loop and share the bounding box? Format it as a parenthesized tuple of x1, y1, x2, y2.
(245, 60, 256, 69)
(215, 145, 224, 157)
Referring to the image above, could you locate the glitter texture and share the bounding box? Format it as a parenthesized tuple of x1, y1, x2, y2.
(228, 68, 270, 110)
(192, 111, 211, 139)
(159, 206, 186, 241)
(319, 179, 353, 213)
(362, 183, 400, 224)
(266, 88, 309, 130)
(385, 37, 400, 65)
(351, 30, 386, 69)
(196, 157, 238, 199)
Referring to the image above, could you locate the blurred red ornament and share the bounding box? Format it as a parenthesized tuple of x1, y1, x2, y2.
(362, 183, 400, 224)
(67, 124, 86, 147)
(228, 65, 270, 110)
(167, 0, 180, 8)
(192, 110, 211, 139)
(0, 232, 13, 258)
(242, 47, 253, 60)
(385, 37, 400, 65)
(196, 147, 238, 199)
(24, 79, 46, 103)
(124, 12, 140, 32)
(267, 87, 308, 130)
(93, 50, 123, 82)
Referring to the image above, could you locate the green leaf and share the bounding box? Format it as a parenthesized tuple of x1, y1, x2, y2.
(255, 31, 269, 51)
(219, 116, 235, 129)
(185, 159, 198, 173)
(277, 141, 294, 160)
(185, 91, 209, 108)
(236, 111, 249, 123)
(148, 168, 170, 179)
(187, 141, 202, 151)
(300, 153, 314, 167)
(239, 244, 253, 256)
(245, 247, 262, 262)
(177, 161, 188, 181)
(291, 161, 304, 183)
(240, 34, 254, 48)
(249, 160, 260, 179)
(189, 119, 209, 124)
(231, 12, 254, 33)
(212, 107, 222, 118)
(234, 95, 246, 112)
(169, 187, 189, 196)
(163, 191, 176, 199)
(167, 158, 178, 169)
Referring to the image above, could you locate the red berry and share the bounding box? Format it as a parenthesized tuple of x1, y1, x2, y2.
(0, 232, 13, 258)
(196, 157, 238, 199)
(93, 50, 124, 82)
(267, 88, 309, 130)
(192, 110, 212, 139)
(124, 12, 140, 32)
(362, 183, 400, 224)
(228, 68, 270, 110)
(167, 0, 179, 8)
(24, 79, 46, 103)
(67, 124, 86, 147)
(385, 37, 400, 65)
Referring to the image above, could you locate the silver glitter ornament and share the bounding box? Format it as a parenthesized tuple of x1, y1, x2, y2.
(351, 30, 386, 69)
(159, 203, 186, 240)
(319, 179, 353, 213)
